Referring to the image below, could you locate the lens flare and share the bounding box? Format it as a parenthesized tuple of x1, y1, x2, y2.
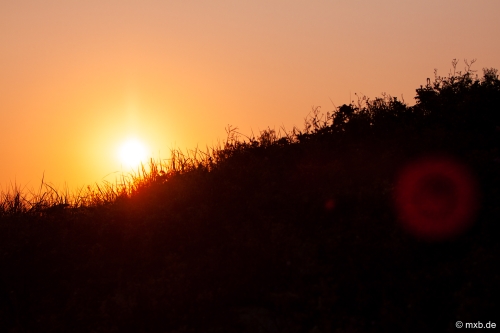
(394, 156, 479, 241)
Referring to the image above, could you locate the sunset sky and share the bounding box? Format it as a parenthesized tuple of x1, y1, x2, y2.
(1, 0, 499, 193)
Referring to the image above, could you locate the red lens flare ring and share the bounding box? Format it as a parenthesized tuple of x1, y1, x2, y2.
(394, 156, 479, 240)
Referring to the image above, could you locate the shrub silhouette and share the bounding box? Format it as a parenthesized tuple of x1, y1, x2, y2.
(0, 60, 499, 332)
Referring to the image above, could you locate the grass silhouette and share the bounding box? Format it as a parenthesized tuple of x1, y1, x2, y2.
(0, 60, 499, 332)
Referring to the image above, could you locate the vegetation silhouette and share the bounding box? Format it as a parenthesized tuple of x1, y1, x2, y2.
(0, 60, 499, 332)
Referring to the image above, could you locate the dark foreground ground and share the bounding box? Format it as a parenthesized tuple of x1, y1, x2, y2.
(1, 69, 499, 332)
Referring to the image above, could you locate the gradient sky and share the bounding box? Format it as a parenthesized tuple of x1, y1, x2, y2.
(1, 0, 499, 193)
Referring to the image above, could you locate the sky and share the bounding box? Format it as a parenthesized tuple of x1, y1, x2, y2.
(1, 0, 499, 194)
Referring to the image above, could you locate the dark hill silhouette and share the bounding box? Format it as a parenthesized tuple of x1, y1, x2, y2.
(1, 61, 499, 332)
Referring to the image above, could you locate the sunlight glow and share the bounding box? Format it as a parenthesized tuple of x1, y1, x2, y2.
(118, 138, 149, 169)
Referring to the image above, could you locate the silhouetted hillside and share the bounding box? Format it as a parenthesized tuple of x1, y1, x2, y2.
(1, 61, 499, 332)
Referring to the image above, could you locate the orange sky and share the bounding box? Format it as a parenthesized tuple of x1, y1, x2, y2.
(1, 0, 499, 193)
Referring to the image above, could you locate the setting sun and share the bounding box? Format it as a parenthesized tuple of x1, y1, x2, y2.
(118, 138, 149, 169)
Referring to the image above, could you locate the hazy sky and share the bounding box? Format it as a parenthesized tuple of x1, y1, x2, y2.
(1, 0, 499, 193)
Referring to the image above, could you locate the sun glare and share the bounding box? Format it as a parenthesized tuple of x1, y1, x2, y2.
(118, 138, 149, 169)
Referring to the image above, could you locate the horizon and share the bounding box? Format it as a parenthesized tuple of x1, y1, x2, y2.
(1, 1, 499, 192)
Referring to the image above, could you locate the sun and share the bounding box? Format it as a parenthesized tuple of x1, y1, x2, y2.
(118, 138, 149, 168)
